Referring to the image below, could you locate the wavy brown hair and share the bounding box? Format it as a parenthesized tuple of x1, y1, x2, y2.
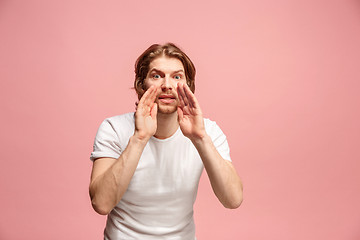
(134, 43, 196, 100)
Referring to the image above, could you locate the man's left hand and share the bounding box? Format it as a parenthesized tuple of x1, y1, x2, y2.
(177, 82, 206, 141)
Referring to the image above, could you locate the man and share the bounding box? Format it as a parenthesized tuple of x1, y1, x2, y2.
(89, 43, 243, 239)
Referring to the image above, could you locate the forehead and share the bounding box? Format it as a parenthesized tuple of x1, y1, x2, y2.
(149, 56, 184, 72)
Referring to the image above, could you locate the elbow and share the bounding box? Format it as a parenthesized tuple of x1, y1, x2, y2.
(89, 189, 114, 215)
(225, 179, 244, 209)
(222, 188, 243, 209)
(89, 184, 115, 215)
(91, 199, 112, 215)
(224, 196, 243, 209)
(94, 207, 111, 216)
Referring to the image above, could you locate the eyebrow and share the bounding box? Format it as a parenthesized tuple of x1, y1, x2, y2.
(149, 68, 184, 74)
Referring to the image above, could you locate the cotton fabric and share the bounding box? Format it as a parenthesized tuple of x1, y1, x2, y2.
(91, 112, 231, 239)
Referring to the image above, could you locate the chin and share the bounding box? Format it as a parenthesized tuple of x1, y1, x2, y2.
(157, 105, 178, 114)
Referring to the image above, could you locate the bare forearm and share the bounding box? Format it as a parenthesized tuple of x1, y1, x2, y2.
(192, 135, 243, 209)
(90, 135, 148, 215)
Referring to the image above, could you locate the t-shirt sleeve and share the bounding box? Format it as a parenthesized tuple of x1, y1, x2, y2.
(205, 120, 232, 162)
(90, 119, 122, 161)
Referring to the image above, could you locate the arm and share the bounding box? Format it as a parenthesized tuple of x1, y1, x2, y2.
(89, 86, 158, 215)
(177, 83, 243, 209)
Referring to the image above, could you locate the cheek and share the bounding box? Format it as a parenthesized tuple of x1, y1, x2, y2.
(144, 80, 162, 96)
(179, 79, 188, 88)
(144, 79, 160, 89)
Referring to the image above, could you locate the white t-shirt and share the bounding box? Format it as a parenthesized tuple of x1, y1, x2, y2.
(90, 112, 231, 240)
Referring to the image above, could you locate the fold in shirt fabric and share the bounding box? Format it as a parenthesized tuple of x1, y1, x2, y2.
(90, 112, 231, 239)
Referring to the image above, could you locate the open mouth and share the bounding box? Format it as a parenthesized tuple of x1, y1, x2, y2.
(158, 95, 176, 103)
(159, 95, 175, 99)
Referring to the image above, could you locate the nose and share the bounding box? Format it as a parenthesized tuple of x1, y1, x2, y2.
(161, 76, 174, 91)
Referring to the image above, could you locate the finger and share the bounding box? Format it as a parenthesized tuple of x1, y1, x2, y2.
(178, 83, 189, 107)
(145, 87, 157, 106)
(182, 86, 190, 107)
(177, 83, 186, 108)
(149, 86, 158, 103)
(177, 106, 183, 122)
(150, 103, 158, 119)
(138, 86, 154, 106)
(182, 83, 193, 108)
(147, 88, 159, 115)
(142, 86, 157, 108)
(183, 83, 200, 109)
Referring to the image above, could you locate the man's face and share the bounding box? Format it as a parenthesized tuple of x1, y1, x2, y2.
(144, 56, 187, 114)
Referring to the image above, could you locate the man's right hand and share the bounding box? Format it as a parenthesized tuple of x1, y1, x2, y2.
(134, 86, 158, 141)
(90, 86, 158, 215)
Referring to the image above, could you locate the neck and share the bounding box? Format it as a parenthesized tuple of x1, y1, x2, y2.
(154, 111, 179, 139)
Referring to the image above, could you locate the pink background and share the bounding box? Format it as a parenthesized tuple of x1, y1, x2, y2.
(1, 0, 360, 239)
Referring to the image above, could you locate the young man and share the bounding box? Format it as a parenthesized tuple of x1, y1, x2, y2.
(89, 43, 243, 239)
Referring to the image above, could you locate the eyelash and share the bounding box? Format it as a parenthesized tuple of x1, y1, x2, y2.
(151, 73, 183, 80)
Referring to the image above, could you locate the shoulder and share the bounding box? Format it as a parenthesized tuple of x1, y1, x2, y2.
(203, 117, 227, 139)
(204, 118, 221, 132)
(91, 113, 135, 161)
(102, 112, 135, 128)
(203, 117, 232, 160)
(97, 112, 135, 139)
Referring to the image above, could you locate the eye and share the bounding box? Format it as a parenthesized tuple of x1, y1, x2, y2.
(152, 74, 161, 79)
(174, 75, 182, 80)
